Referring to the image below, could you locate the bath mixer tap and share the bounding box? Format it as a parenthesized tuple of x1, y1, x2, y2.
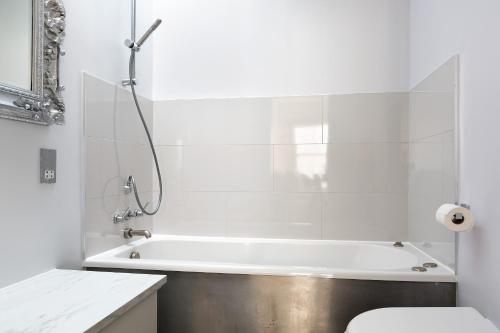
(113, 208, 133, 224)
(113, 208, 143, 224)
(123, 227, 151, 239)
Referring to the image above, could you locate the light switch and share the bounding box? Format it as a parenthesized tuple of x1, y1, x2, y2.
(40, 148, 57, 184)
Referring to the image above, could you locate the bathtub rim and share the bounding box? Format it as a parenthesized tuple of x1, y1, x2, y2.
(83, 235, 457, 283)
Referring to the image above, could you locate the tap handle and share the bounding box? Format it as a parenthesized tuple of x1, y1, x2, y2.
(113, 214, 125, 224)
(113, 207, 133, 224)
(124, 207, 134, 219)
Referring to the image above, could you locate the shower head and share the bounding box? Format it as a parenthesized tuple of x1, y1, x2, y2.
(136, 19, 162, 47)
(125, 19, 162, 51)
(123, 17, 162, 86)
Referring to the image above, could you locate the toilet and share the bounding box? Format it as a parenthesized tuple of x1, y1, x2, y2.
(346, 307, 498, 333)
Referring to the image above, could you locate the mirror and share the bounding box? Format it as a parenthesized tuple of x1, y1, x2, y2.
(0, 0, 66, 125)
(0, 0, 32, 90)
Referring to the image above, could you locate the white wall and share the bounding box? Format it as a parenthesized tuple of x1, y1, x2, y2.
(410, 0, 500, 326)
(67, 0, 155, 99)
(153, 0, 409, 99)
(0, 0, 154, 288)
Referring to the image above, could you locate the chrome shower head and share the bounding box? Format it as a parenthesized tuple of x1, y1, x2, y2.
(137, 19, 162, 47)
(125, 19, 162, 50)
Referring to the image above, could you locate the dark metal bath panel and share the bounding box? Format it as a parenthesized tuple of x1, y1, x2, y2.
(87, 268, 456, 333)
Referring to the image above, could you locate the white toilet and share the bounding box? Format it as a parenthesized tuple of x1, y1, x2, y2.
(346, 307, 498, 333)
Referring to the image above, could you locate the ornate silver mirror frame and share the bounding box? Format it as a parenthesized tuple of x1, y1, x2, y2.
(0, 0, 66, 125)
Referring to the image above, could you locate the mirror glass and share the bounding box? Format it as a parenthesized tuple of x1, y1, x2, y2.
(0, 0, 32, 90)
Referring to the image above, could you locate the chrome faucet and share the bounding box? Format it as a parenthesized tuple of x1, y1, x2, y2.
(113, 207, 143, 224)
(123, 227, 151, 239)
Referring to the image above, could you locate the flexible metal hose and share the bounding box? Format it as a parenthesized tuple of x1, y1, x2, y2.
(127, 50, 163, 215)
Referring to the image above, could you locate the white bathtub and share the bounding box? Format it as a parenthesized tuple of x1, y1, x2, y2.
(84, 235, 455, 283)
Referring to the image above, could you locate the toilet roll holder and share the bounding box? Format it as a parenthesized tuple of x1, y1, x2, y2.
(455, 202, 471, 210)
(453, 203, 471, 225)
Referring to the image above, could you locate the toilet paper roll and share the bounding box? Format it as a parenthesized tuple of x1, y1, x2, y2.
(435, 204, 475, 232)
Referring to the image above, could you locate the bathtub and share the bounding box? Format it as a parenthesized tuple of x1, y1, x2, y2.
(84, 235, 455, 282)
(84, 235, 456, 333)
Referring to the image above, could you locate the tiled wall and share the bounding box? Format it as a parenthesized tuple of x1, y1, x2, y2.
(83, 73, 154, 257)
(82, 65, 458, 251)
(408, 56, 458, 268)
(152, 93, 409, 240)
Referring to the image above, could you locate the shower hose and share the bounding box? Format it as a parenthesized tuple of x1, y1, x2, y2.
(126, 49, 163, 216)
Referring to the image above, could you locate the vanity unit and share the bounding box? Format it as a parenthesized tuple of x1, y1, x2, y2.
(0, 269, 166, 332)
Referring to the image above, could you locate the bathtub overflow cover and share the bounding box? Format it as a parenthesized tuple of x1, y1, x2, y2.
(412, 266, 427, 272)
(423, 262, 438, 268)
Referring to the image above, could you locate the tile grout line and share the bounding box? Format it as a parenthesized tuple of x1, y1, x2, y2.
(321, 96, 326, 239)
(153, 141, 411, 147)
(272, 144, 276, 193)
(410, 129, 455, 143)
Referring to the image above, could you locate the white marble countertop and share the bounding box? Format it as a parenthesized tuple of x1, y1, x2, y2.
(0, 269, 166, 333)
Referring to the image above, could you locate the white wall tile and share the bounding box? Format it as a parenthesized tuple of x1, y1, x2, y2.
(371, 143, 409, 194)
(409, 91, 455, 140)
(325, 144, 374, 193)
(412, 56, 458, 93)
(115, 87, 154, 145)
(227, 223, 321, 240)
(87, 139, 153, 198)
(154, 191, 227, 236)
(85, 138, 104, 198)
(182, 145, 273, 192)
(184, 98, 273, 145)
(274, 144, 328, 192)
(126, 192, 154, 232)
(84, 193, 153, 257)
(225, 192, 322, 239)
(154, 98, 273, 145)
(408, 139, 443, 196)
(407, 191, 452, 244)
(323, 193, 407, 240)
(324, 143, 407, 193)
(154, 96, 324, 146)
(274, 143, 407, 193)
(153, 146, 183, 192)
(83, 73, 116, 140)
(85, 195, 128, 234)
(99, 140, 122, 197)
(153, 100, 190, 145)
(442, 131, 457, 203)
(324, 93, 408, 143)
(407, 132, 456, 245)
(84, 234, 127, 258)
(122, 142, 153, 193)
(270, 96, 324, 144)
